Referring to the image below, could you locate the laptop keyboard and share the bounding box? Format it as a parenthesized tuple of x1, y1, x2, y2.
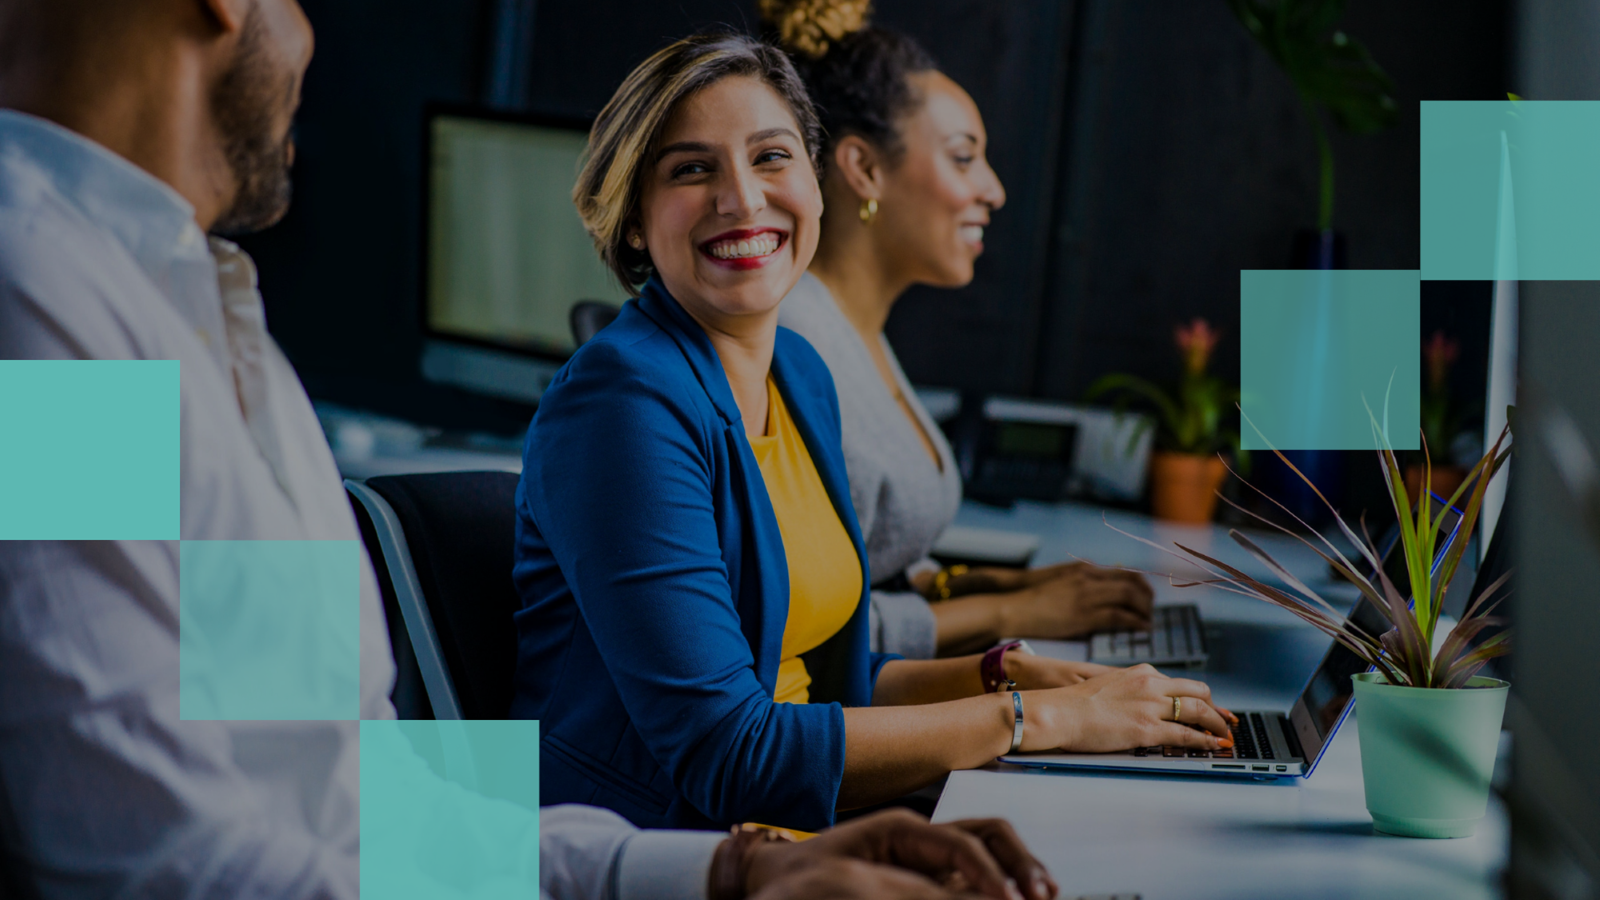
(1089, 605, 1204, 665)
(1131, 711, 1276, 760)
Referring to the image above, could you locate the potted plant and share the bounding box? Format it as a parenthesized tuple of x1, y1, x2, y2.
(1227, 0, 1398, 267)
(1086, 318, 1242, 524)
(1406, 330, 1473, 501)
(1125, 417, 1512, 838)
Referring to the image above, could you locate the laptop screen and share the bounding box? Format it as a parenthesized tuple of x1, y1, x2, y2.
(1287, 494, 1463, 768)
(1297, 597, 1395, 736)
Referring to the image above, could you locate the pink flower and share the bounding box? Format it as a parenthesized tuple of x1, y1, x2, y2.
(1423, 330, 1459, 394)
(1175, 318, 1220, 376)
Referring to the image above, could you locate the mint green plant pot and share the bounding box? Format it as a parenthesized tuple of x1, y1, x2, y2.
(1351, 672, 1508, 838)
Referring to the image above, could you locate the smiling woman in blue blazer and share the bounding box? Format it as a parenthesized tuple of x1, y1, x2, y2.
(511, 31, 1234, 833)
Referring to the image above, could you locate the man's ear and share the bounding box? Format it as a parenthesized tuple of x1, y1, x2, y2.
(832, 135, 885, 203)
(194, 0, 250, 35)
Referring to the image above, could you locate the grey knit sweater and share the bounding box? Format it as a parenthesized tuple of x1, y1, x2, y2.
(778, 273, 963, 659)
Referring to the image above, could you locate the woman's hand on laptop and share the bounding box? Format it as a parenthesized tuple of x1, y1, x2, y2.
(1018, 665, 1236, 753)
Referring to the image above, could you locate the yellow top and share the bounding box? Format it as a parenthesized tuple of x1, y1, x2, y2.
(748, 377, 863, 704)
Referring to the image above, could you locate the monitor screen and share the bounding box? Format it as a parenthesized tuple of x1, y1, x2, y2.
(425, 111, 631, 359)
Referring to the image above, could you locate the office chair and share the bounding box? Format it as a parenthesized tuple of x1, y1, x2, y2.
(347, 486, 433, 719)
(346, 471, 521, 720)
(569, 299, 621, 346)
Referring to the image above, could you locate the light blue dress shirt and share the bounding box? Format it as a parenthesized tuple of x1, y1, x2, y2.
(0, 109, 722, 899)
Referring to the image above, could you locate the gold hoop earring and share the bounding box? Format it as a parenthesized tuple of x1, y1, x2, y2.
(858, 198, 878, 225)
(628, 233, 644, 250)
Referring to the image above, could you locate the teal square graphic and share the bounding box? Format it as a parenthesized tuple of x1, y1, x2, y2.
(362, 720, 541, 899)
(1240, 270, 1420, 452)
(179, 540, 361, 720)
(0, 360, 178, 539)
(1422, 100, 1600, 280)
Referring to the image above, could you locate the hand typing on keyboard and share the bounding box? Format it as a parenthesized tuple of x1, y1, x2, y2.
(1007, 664, 1237, 755)
(1132, 712, 1267, 761)
(992, 562, 1155, 640)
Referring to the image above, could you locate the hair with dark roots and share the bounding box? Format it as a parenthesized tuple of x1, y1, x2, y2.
(574, 31, 822, 290)
(760, 0, 936, 164)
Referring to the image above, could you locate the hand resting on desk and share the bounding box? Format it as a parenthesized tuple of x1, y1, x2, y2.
(740, 809, 1058, 900)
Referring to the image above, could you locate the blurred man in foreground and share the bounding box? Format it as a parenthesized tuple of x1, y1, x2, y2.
(0, 2, 1057, 897)
(0, 0, 395, 894)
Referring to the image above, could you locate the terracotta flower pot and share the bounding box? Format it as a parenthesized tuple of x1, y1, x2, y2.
(1404, 464, 1468, 504)
(1149, 452, 1227, 524)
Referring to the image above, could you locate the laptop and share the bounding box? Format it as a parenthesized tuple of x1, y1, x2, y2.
(1001, 493, 1464, 779)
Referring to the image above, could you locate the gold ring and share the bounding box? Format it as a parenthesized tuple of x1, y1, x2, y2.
(1172, 696, 1182, 722)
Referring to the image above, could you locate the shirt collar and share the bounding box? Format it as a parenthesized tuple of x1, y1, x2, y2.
(0, 109, 205, 280)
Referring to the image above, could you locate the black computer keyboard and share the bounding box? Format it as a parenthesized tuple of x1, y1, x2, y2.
(1130, 711, 1275, 760)
(1089, 604, 1207, 666)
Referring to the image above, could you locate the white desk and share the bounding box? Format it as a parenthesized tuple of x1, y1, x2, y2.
(937, 499, 1507, 900)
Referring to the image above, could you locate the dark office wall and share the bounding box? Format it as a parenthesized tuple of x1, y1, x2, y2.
(242, 0, 1074, 433)
(242, 0, 1508, 434)
(1012, 0, 1509, 404)
(236, 0, 504, 429)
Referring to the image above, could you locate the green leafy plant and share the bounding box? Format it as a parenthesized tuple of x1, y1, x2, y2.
(1227, 0, 1398, 230)
(1086, 318, 1244, 469)
(1117, 414, 1512, 689)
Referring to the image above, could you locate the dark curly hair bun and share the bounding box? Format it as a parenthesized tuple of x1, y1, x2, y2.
(760, 0, 937, 161)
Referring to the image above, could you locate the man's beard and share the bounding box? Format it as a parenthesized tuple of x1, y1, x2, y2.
(210, 10, 297, 237)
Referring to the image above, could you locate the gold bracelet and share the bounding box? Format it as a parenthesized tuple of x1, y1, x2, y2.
(932, 564, 970, 601)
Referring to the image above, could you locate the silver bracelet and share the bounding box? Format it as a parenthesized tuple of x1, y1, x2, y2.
(1009, 691, 1025, 753)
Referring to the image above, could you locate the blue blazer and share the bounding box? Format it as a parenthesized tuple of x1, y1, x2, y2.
(511, 277, 897, 831)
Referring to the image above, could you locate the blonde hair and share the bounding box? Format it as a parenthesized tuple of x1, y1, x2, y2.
(573, 32, 822, 291)
(757, 0, 872, 60)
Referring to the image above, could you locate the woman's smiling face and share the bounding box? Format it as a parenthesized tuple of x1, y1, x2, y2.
(636, 75, 823, 328)
(873, 70, 1005, 289)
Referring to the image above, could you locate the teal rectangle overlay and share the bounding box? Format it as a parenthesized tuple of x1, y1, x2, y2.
(1421, 100, 1600, 280)
(0, 360, 178, 539)
(362, 720, 540, 899)
(1240, 270, 1420, 451)
(179, 540, 361, 720)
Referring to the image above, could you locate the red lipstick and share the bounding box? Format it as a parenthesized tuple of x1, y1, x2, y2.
(699, 227, 788, 271)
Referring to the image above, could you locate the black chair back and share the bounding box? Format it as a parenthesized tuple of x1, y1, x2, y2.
(361, 471, 521, 719)
(570, 300, 621, 346)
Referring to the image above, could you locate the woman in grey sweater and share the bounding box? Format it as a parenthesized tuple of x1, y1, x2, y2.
(773, 13, 1153, 659)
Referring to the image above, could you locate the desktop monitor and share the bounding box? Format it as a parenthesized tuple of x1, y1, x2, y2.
(420, 106, 631, 404)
